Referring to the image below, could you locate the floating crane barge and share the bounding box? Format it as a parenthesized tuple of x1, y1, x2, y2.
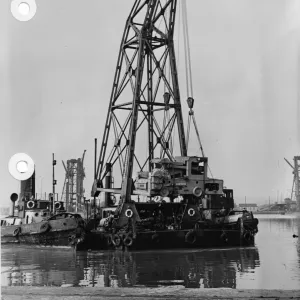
(83, 0, 259, 251)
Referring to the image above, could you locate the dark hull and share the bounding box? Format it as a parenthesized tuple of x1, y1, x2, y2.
(82, 228, 254, 251)
(1, 215, 84, 249)
(1, 236, 19, 244)
(20, 229, 76, 247)
(1, 230, 75, 248)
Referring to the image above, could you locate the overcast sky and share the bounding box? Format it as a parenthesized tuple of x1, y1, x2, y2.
(0, 0, 299, 209)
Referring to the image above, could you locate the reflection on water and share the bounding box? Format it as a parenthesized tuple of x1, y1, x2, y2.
(78, 247, 260, 288)
(1, 215, 300, 289)
(1, 246, 259, 288)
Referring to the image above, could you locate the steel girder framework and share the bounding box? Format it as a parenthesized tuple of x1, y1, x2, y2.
(285, 156, 300, 211)
(62, 158, 85, 212)
(93, 0, 187, 202)
(294, 156, 300, 211)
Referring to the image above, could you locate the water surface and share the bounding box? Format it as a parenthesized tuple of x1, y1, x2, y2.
(1, 214, 299, 289)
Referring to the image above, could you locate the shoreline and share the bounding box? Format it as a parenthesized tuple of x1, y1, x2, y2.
(1, 287, 300, 299)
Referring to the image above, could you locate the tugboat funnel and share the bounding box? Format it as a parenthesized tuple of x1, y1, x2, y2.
(10, 193, 18, 217)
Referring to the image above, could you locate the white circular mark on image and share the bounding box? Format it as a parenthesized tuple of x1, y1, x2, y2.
(16, 161, 28, 173)
(8, 153, 35, 180)
(11, 0, 37, 22)
(18, 2, 30, 15)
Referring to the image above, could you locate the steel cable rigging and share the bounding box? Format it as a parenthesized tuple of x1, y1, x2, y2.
(181, 0, 213, 178)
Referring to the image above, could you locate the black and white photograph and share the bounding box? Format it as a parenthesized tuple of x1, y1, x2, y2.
(0, 0, 299, 299)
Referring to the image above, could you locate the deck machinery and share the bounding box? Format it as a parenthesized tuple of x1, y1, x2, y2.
(88, 0, 258, 250)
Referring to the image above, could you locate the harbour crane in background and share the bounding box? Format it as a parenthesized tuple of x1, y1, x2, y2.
(61, 150, 86, 212)
(284, 156, 300, 211)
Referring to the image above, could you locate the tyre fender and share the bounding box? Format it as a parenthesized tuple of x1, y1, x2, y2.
(112, 234, 122, 247)
(243, 231, 251, 241)
(185, 230, 197, 244)
(123, 233, 134, 247)
(13, 227, 21, 237)
(40, 222, 51, 233)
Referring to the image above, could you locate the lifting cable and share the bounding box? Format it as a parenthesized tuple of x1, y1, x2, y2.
(182, 0, 193, 98)
(181, 0, 213, 178)
(161, 0, 174, 157)
(181, 0, 194, 151)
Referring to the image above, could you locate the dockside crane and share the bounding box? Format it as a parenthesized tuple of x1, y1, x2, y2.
(92, 0, 187, 202)
(62, 150, 86, 212)
(91, 0, 226, 222)
(284, 156, 300, 211)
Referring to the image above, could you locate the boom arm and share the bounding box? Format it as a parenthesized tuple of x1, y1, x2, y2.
(284, 158, 295, 171)
(92, 0, 187, 201)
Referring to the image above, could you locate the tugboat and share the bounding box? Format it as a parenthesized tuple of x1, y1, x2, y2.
(1, 194, 86, 249)
(85, 0, 259, 251)
(1, 155, 87, 250)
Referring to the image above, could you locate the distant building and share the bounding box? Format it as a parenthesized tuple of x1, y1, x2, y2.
(272, 203, 287, 211)
(238, 203, 258, 212)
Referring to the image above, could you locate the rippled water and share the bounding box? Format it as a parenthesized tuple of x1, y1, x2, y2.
(1, 215, 299, 289)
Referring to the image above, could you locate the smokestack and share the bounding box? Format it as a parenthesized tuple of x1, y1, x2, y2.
(10, 193, 18, 217)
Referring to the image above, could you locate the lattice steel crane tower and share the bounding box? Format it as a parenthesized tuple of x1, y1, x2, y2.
(92, 0, 188, 204)
(284, 156, 300, 211)
(62, 150, 86, 212)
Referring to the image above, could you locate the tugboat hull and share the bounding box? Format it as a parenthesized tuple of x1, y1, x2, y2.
(1, 213, 86, 249)
(1, 229, 76, 247)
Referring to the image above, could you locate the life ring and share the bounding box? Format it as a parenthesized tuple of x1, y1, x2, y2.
(54, 202, 61, 210)
(185, 230, 197, 244)
(188, 208, 196, 217)
(160, 187, 169, 197)
(40, 222, 51, 233)
(125, 209, 133, 218)
(153, 196, 161, 202)
(192, 187, 202, 197)
(112, 234, 122, 247)
(13, 227, 21, 237)
(27, 200, 35, 209)
(123, 233, 134, 247)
